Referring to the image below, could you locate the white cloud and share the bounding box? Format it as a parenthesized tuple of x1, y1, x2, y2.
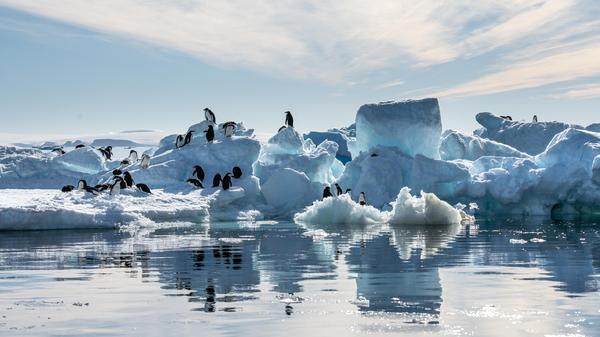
(0, 0, 598, 93)
(550, 84, 600, 99)
(435, 44, 600, 97)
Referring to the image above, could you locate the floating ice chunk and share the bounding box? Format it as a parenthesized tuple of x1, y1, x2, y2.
(509, 239, 528, 244)
(535, 128, 600, 174)
(355, 98, 442, 159)
(260, 168, 322, 217)
(387, 187, 462, 225)
(440, 130, 530, 161)
(293, 194, 387, 225)
(474, 112, 581, 155)
(349, 296, 370, 307)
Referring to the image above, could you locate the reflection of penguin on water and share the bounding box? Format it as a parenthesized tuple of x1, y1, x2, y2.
(204, 108, 216, 124)
(359, 192, 367, 206)
(204, 125, 215, 143)
(335, 183, 343, 196)
(532, 115, 538, 123)
(284, 111, 294, 128)
(323, 186, 333, 199)
(205, 285, 216, 312)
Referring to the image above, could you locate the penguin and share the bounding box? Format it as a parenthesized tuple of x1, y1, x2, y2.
(113, 175, 127, 189)
(95, 184, 110, 192)
(232, 166, 242, 179)
(359, 192, 367, 206)
(204, 125, 215, 143)
(136, 183, 152, 194)
(323, 186, 333, 199)
(212, 173, 222, 188)
(61, 185, 75, 192)
(533, 115, 538, 123)
(500, 115, 513, 121)
(222, 173, 232, 190)
(204, 108, 216, 124)
(75, 144, 86, 149)
(335, 183, 343, 196)
(120, 159, 131, 166)
(123, 171, 134, 188)
(284, 111, 294, 128)
(187, 178, 204, 188)
(77, 180, 99, 195)
(110, 177, 122, 196)
(370, 153, 378, 157)
(183, 130, 195, 146)
(99, 148, 110, 160)
(140, 154, 151, 169)
(113, 169, 123, 176)
(175, 134, 185, 148)
(222, 122, 236, 138)
(278, 125, 287, 132)
(345, 188, 352, 194)
(128, 150, 139, 163)
(193, 165, 205, 182)
(52, 147, 66, 155)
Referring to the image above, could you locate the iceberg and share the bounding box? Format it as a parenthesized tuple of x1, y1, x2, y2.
(440, 130, 530, 161)
(355, 98, 442, 159)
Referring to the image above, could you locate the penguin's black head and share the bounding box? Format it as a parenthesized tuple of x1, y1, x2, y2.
(335, 183, 340, 187)
(106, 146, 112, 151)
(204, 108, 211, 112)
(284, 111, 291, 114)
(124, 172, 132, 178)
(112, 169, 122, 176)
(193, 165, 201, 170)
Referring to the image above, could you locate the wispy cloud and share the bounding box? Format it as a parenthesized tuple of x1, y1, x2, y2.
(549, 84, 600, 99)
(0, 0, 598, 94)
(434, 44, 600, 97)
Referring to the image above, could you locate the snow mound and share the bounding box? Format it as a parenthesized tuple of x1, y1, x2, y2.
(440, 130, 530, 160)
(387, 187, 462, 225)
(474, 112, 581, 155)
(293, 194, 387, 225)
(355, 98, 442, 159)
(293, 188, 466, 225)
(0, 188, 262, 231)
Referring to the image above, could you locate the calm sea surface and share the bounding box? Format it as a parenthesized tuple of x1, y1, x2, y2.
(1, 218, 599, 336)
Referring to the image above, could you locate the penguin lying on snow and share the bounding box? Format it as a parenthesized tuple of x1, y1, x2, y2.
(52, 147, 66, 155)
(500, 115, 513, 121)
(77, 180, 99, 195)
(61, 185, 75, 192)
(136, 183, 152, 194)
(75, 144, 86, 149)
(187, 178, 204, 188)
(98, 146, 113, 160)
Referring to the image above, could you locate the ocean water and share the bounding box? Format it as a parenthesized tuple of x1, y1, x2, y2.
(0, 218, 599, 336)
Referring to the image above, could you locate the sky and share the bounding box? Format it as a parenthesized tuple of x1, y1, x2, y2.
(0, 0, 599, 141)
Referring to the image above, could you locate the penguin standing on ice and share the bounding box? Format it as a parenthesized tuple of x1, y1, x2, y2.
(187, 178, 204, 188)
(358, 192, 367, 206)
(533, 115, 538, 123)
(128, 150, 139, 163)
(221, 173, 232, 190)
(175, 134, 185, 148)
(183, 130, 195, 146)
(113, 175, 127, 189)
(110, 177, 122, 196)
(284, 111, 294, 128)
(212, 173, 222, 187)
(204, 108, 216, 124)
(123, 172, 135, 188)
(323, 186, 333, 199)
(140, 154, 151, 169)
(204, 125, 215, 143)
(335, 183, 343, 196)
(232, 166, 242, 179)
(193, 165, 205, 182)
(222, 122, 236, 138)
